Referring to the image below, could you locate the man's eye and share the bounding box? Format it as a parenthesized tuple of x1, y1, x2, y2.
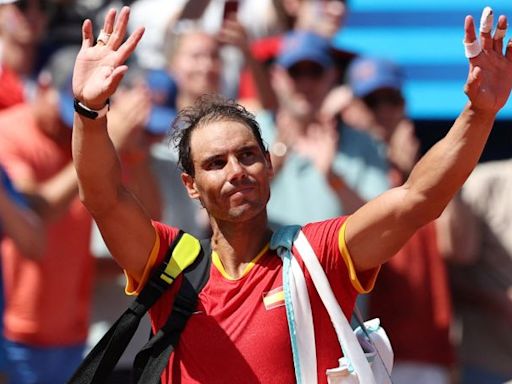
(240, 151, 256, 164)
(208, 159, 226, 169)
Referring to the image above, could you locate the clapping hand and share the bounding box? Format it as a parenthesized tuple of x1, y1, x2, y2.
(72, 7, 144, 110)
(294, 118, 339, 176)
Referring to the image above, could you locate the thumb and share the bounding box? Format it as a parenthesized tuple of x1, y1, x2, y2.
(464, 65, 482, 96)
(106, 65, 129, 95)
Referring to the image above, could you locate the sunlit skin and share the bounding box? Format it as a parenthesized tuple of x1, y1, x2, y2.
(182, 120, 274, 226)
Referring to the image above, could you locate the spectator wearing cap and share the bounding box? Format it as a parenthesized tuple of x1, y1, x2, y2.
(345, 57, 456, 384)
(0, 46, 162, 383)
(237, 0, 357, 110)
(257, 30, 389, 228)
(0, 44, 91, 384)
(345, 57, 406, 143)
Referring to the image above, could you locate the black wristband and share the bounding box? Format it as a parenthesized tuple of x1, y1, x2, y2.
(73, 98, 110, 119)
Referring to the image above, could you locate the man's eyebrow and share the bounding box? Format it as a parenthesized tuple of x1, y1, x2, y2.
(237, 144, 260, 152)
(200, 153, 224, 165)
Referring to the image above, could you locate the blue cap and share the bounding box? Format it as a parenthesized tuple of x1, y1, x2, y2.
(144, 69, 177, 135)
(348, 57, 403, 98)
(58, 68, 177, 135)
(276, 31, 334, 70)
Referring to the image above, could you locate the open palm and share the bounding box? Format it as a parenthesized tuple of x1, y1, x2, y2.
(464, 13, 512, 113)
(72, 7, 144, 110)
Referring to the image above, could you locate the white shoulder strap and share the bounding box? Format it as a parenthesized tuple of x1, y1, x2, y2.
(294, 231, 376, 384)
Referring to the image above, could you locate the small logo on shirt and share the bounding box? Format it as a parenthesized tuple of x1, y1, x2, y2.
(262, 286, 285, 310)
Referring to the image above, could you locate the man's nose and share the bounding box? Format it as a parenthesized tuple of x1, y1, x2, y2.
(226, 157, 246, 181)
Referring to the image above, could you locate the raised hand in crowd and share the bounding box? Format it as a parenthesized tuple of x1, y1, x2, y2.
(295, 119, 367, 213)
(218, 15, 278, 111)
(293, 118, 339, 176)
(296, 0, 346, 38)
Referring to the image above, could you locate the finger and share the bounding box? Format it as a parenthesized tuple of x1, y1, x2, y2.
(464, 16, 481, 60)
(109, 6, 130, 50)
(493, 15, 508, 54)
(96, 8, 116, 46)
(81, 19, 93, 49)
(464, 66, 482, 97)
(479, 6, 494, 51)
(107, 65, 129, 94)
(102, 8, 116, 35)
(464, 15, 477, 42)
(116, 26, 145, 65)
(506, 38, 512, 60)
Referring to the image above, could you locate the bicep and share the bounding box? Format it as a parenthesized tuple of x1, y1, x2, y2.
(344, 186, 422, 271)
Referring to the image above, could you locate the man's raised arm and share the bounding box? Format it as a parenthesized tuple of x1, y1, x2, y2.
(71, 7, 152, 281)
(345, 8, 512, 271)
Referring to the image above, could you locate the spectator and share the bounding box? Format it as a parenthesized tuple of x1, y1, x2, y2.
(367, 123, 455, 384)
(0, 166, 43, 384)
(0, 45, 161, 383)
(0, 0, 46, 109)
(238, 0, 355, 111)
(439, 160, 512, 384)
(261, 30, 389, 227)
(0, 45, 90, 383)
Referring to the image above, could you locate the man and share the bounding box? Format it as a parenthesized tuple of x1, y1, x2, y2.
(0, 166, 43, 383)
(0, 0, 46, 110)
(439, 161, 512, 383)
(0, 46, 92, 383)
(261, 30, 389, 225)
(0, 45, 161, 383)
(71, 6, 512, 383)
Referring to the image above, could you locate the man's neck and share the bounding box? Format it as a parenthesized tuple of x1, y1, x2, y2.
(209, 213, 272, 279)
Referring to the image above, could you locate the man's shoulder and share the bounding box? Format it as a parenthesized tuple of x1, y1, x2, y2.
(152, 221, 184, 247)
(301, 216, 348, 244)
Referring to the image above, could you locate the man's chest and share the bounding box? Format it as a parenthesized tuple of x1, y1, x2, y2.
(168, 261, 296, 383)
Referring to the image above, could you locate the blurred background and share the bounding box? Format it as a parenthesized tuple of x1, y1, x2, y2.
(335, 0, 512, 160)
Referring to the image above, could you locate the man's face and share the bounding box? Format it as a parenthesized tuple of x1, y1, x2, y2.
(171, 32, 221, 99)
(362, 88, 405, 134)
(0, 0, 46, 75)
(287, 60, 335, 111)
(182, 120, 273, 223)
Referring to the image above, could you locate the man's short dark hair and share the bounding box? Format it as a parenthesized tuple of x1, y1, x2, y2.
(171, 94, 267, 176)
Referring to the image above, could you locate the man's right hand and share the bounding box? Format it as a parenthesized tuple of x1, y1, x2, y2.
(72, 7, 144, 110)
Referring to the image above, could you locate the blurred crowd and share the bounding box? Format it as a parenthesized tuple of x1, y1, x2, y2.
(0, 0, 510, 383)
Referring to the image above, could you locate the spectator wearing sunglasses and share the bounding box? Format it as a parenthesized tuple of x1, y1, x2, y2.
(258, 30, 389, 228)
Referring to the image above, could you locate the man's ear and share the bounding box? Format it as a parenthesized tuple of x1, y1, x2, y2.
(181, 172, 200, 200)
(265, 151, 274, 180)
